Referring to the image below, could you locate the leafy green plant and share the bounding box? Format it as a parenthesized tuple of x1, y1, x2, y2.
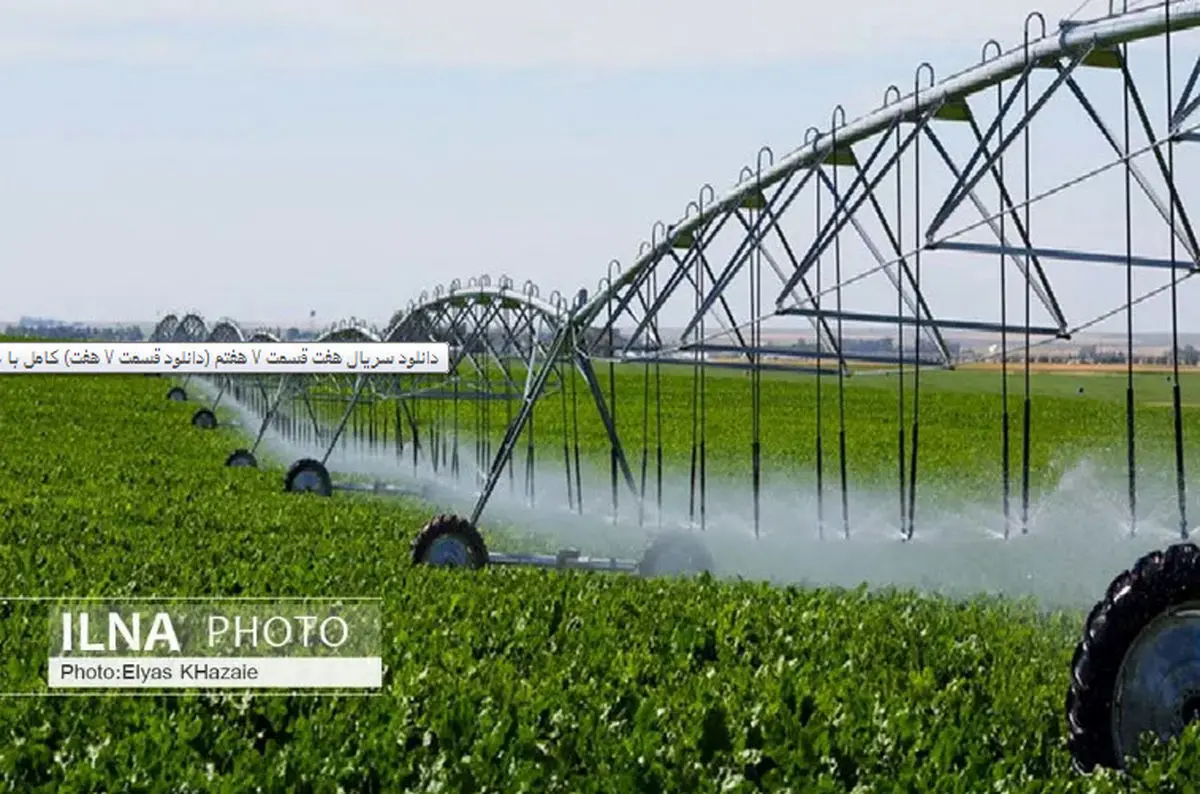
(1, 372, 1198, 790)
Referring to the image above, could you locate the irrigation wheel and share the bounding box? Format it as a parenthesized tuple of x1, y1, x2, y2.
(224, 449, 257, 468)
(637, 532, 715, 578)
(191, 408, 218, 430)
(410, 514, 488, 569)
(1067, 542, 1200, 772)
(166, 386, 187, 402)
(283, 458, 333, 496)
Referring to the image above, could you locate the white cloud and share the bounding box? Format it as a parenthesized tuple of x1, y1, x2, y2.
(0, 0, 1097, 69)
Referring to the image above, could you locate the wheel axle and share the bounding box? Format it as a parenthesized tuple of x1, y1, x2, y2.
(409, 513, 712, 578)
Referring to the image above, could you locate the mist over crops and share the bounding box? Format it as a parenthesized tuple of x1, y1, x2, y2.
(206, 378, 1192, 609)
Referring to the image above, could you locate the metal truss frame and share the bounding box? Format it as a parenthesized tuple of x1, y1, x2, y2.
(155, 1, 1200, 542)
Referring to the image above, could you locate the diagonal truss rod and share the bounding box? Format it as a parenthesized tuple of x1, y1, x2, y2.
(921, 125, 1066, 330)
(777, 107, 938, 303)
(592, 268, 665, 349)
(1118, 57, 1200, 262)
(665, 244, 755, 350)
(674, 165, 821, 344)
(813, 165, 952, 361)
(1171, 54, 1200, 129)
(733, 206, 845, 362)
(581, 1, 1200, 328)
(444, 301, 503, 375)
(618, 231, 762, 358)
(620, 164, 817, 351)
(924, 58, 1038, 238)
(498, 302, 558, 363)
(1062, 65, 1200, 262)
(492, 305, 544, 369)
(597, 190, 768, 344)
(470, 327, 572, 525)
(469, 321, 638, 526)
(456, 302, 524, 394)
(925, 46, 1093, 241)
(617, 218, 725, 352)
(784, 112, 1200, 326)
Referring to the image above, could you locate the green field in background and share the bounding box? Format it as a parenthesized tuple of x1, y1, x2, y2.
(292, 362, 1200, 507)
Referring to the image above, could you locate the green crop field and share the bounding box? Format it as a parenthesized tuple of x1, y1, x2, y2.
(294, 361, 1200, 509)
(4, 370, 1200, 791)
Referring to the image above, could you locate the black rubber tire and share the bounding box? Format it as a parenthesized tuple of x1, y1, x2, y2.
(166, 386, 187, 402)
(410, 514, 488, 569)
(1067, 541, 1200, 772)
(637, 532, 715, 577)
(225, 449, 258, 468)
(283, 458, 333, 496)
(191, 408, 218, 430)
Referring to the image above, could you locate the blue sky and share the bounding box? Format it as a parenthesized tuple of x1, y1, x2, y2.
(3, 0, 1199, 336)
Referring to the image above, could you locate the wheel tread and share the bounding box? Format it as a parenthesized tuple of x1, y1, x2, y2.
(1067, 541, 1200, 772)
(410, 514, 488, 569)
(283, 458, 333, 496)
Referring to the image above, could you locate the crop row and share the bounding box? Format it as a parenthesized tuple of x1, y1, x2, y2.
(248, 364, 1200, 507)
(1, 374, 1198, 790)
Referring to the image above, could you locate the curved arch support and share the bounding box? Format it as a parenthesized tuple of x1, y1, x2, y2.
(173, 313, 208, 343)
(151, 314, 179, 342)
(207, 320, 245, 343)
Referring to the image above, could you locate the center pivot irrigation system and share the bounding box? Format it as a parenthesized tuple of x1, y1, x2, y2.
(145, 0, 1200, 772)
(155, 287, 713, 576)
